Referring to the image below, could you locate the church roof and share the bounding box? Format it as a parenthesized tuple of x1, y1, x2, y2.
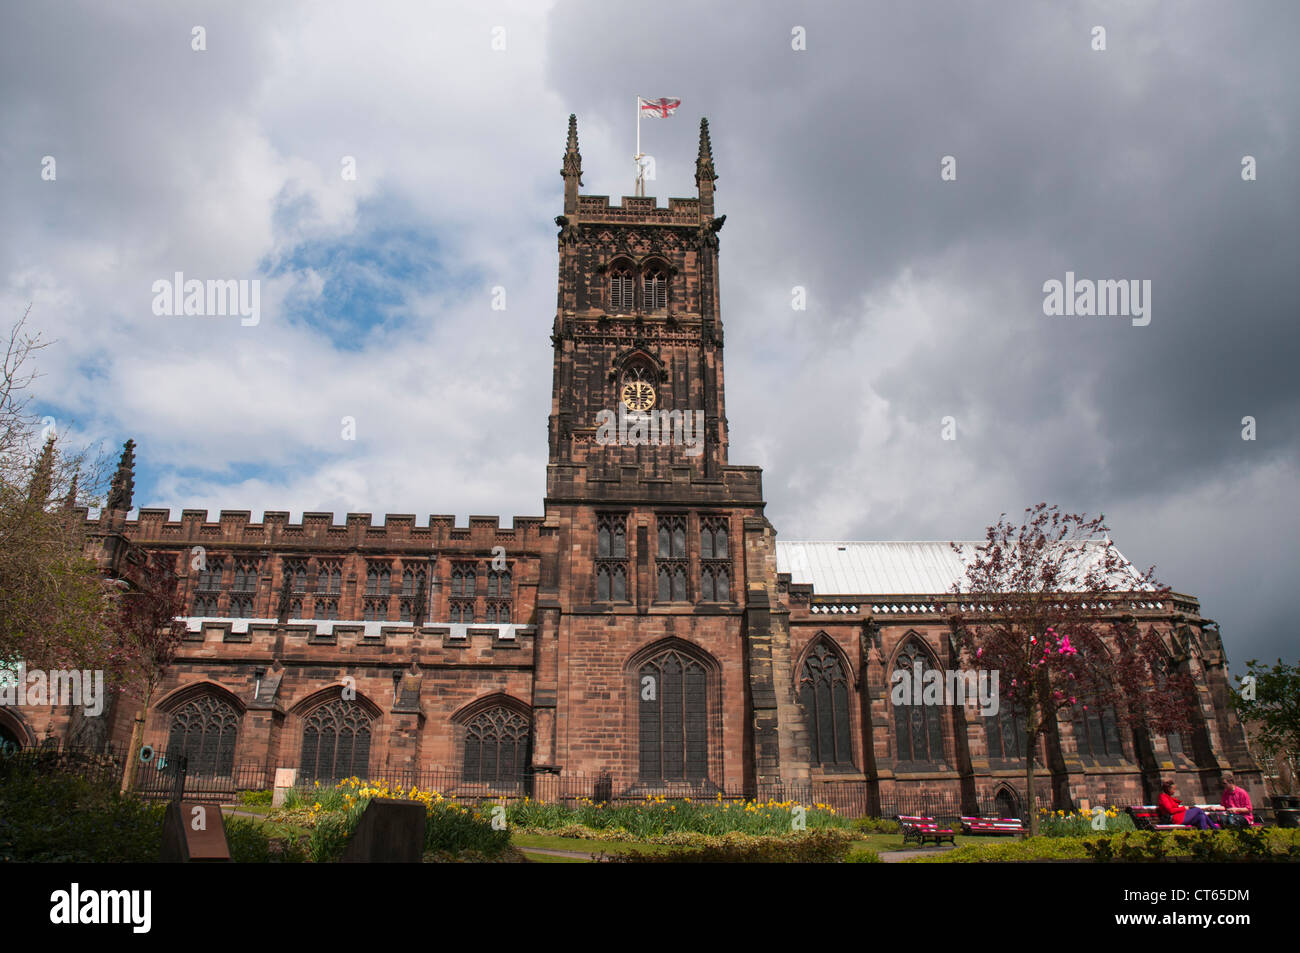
(775, 540, 1149, 597)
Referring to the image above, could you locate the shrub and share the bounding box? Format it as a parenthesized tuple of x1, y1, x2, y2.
(609, 829, 856, 863)
(1084, 828, 1300, 863)
(237, 789, 273, 807)
(852, 817, 900, 834)
(507, 795, 850, 836)
(224, 816, 307, 863)
(0, 764, 165, 862)
(908, 837, 1092, 863)
(846, 847, 882, 863)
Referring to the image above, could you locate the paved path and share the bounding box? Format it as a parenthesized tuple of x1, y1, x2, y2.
(517, 846, 605, 859)
(878, 846, 957, 863)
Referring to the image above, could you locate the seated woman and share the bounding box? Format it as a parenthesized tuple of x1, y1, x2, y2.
(1157, 780, 1216, 830)
(1219, 773, 1254, 827)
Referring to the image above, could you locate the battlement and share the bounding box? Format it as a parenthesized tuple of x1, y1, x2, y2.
(576, 194, 703, 225)
(178, 617, 536, 660)
(94, 508, 546, 548)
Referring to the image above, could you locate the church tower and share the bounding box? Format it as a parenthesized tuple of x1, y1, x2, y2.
(547, 115, 734, 489)
(533, 115, 810, 792)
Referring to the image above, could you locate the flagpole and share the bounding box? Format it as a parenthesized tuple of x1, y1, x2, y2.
(635, 96, 642, 196)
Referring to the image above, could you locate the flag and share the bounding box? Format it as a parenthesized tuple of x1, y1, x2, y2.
(638, 97, 681, 118)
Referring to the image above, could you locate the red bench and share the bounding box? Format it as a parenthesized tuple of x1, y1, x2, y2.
(1128, 805, 1193, 830)
(961, 816, 1024, 836)
(898, 815, 956, 847)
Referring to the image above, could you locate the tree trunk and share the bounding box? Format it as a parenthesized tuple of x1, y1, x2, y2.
(1025, 730, 1039, 836)
(119, 683, 154, 794)
(120, 709, 145, 794)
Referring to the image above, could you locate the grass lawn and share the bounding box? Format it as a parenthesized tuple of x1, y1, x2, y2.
(221, 805, 311, 844)
(223, 803, 273, 817)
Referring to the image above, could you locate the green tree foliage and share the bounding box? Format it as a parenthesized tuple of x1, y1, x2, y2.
(1232, 658, 1300, 772)
(0, 310, 117, 674)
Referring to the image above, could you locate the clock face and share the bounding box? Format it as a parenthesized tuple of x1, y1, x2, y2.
(621, 381, 656, 412)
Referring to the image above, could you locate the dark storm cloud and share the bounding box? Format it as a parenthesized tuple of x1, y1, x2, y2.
(544, 0, 1300, 663)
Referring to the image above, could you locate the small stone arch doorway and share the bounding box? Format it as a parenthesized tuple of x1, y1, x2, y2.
(993, 785, 1021, 819)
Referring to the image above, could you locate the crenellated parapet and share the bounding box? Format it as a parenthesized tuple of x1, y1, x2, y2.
(177, 617, 536, 666)
(575, 194, 703, 226)
(91, 508, 546, 550)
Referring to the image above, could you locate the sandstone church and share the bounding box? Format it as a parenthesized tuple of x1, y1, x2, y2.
(7, 116, 1261, 816)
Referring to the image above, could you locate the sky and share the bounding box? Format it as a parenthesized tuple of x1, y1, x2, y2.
(1, 1, 1296, 670)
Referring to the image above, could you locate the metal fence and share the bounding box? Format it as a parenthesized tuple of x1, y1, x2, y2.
(3, 743, 1035, 818)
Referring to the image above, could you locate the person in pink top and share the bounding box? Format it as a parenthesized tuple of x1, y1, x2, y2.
(1219, 773, 1254, 827)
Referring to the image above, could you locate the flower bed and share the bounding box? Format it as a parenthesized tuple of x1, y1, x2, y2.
(1037, 807, 1136, 837)
(274, 778, 511, 862)
(506, 794, 851, 837)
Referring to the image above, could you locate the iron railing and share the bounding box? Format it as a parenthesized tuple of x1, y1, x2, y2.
(3, 742, 1051, 818)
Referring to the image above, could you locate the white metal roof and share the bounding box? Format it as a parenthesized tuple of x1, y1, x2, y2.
(775, 540, 1146, 596)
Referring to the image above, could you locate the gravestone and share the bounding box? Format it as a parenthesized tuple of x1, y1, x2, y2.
(341, 798, 427, 863)
(272, 767, 297, 807)
(160, 801, 231, 862)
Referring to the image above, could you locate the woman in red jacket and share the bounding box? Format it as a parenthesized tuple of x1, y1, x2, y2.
(1158, 780, 1216, 829)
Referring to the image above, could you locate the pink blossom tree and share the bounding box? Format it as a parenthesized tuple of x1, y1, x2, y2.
(945, 504, 1197, 836)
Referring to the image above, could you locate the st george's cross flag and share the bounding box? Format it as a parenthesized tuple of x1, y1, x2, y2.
(638, 97, 681, 118)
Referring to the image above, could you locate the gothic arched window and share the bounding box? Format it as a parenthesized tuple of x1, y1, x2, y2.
(643, 263, 668, 311)
(232, 558, 258, 592)
(656, 515, 687, 602)
(1073, 701, 1123, 759)
(300, 699, 372, 781)
(451, 563, 476, 597)
(609, 261, 634, 312)
(463, 707, 531, 784)
(166, 694, 239, 777)
(317, 561, 341, 595)
(700, 517, 730, 602)
(365, 563, 391, 596)
(985, 696, 1028, 761)
(196, 558, 224, 591)
(283, 559, 307, 592)
(798, 640, 854, 767)
(638, 649, 709, 782)
(597, 514, 628, 602)
(892, 639, 946, 765)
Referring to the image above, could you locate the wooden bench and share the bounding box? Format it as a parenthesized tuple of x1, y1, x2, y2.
(960, 816, 1024, 836)
(1129, 804, 1259, 831)
(898, 815, 956, 847)
(1128, 805, 1194, 831)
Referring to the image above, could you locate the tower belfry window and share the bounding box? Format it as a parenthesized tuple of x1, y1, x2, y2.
(643, 265, 668, 311)
(609, 263, 634, 312)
